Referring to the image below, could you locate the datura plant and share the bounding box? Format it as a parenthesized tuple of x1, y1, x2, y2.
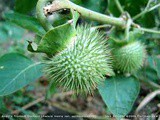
(0, 0, 160, 119)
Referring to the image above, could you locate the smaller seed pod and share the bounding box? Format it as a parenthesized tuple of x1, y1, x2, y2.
(44, 25, 114, 94)
(112, 41, 146, 73)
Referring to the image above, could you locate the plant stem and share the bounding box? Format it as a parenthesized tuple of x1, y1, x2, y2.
(125, 19, 132, 41)
(93, 24, 111, 29)
(113, 0, 124, 14)
(138, 27, 160, 34)
(133, 3, 160, 20)
(44, 0, 126, 28)
(36, 0, 53, 31)
(132, 22, 160, 34)
(144, 0, 152, 10)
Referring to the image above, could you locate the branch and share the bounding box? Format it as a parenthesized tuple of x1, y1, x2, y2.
(113, 0, 124, 14)
(36, 0, 53, 31)
(125, 18, 132, 40)
(144, 0, 153, 10)
(138, 27, 160, 34)
(133, 3, 160, 20)
(43, 0, 126, 28)
(132, 22, 160, 34)
(135, 90, 160, 113)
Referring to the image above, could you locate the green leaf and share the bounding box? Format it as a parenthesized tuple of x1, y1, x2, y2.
(29, 22, 76, 55)
(0, 53, 43, 96)
(71, 9, 80, 28)
(98, 76, 140, 118)
(15, 0, 38, 14)
(3, 11, 45, 36)
(0, 22, 25, 43)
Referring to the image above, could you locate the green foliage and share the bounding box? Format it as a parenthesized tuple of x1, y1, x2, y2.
(28, 22, 76, 55)
(0, 22, 25, 43)
(28, 10, 79, 55)
(98, 75, 140, 118)
(108, 0, 156, 28)
(15, 0, 38, 14)
(0, 53, 43, 96)
(44, 25, 114, 94)
(3, 11, 46, 36)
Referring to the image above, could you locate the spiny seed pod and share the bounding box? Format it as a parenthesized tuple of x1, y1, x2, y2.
(112, 41, 146, 73)
(44, 25, 114, 94)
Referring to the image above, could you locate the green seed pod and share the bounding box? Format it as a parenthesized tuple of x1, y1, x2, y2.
(112, 41, 146, 73)
(44, 25, 114, 94)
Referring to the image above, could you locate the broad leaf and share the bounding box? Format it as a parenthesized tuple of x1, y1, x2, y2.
(98, 76, 140, 118)
(15, 0, 38, 14)
(29, 22, 76, 55)
(3, 11, 45, 36)
(0, 53, 43, 96)
(0, 22, 25, 43)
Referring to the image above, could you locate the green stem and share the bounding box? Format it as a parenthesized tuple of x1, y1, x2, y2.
(44, 0, 126, 28)
(133, 3, 160, 20)
(144, 0, 152, 10)
(93, 24, 111, 29)
(113, 0, 124, 14)
(138, 27, 160, 34)
(125, 19, 132, 41)
(36, 0, 53, 31)
(132, 22, 160, 34)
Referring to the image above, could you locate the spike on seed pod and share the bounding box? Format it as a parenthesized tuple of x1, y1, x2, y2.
(112, 41, 146, 73)
(44, 25, 114, 94)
